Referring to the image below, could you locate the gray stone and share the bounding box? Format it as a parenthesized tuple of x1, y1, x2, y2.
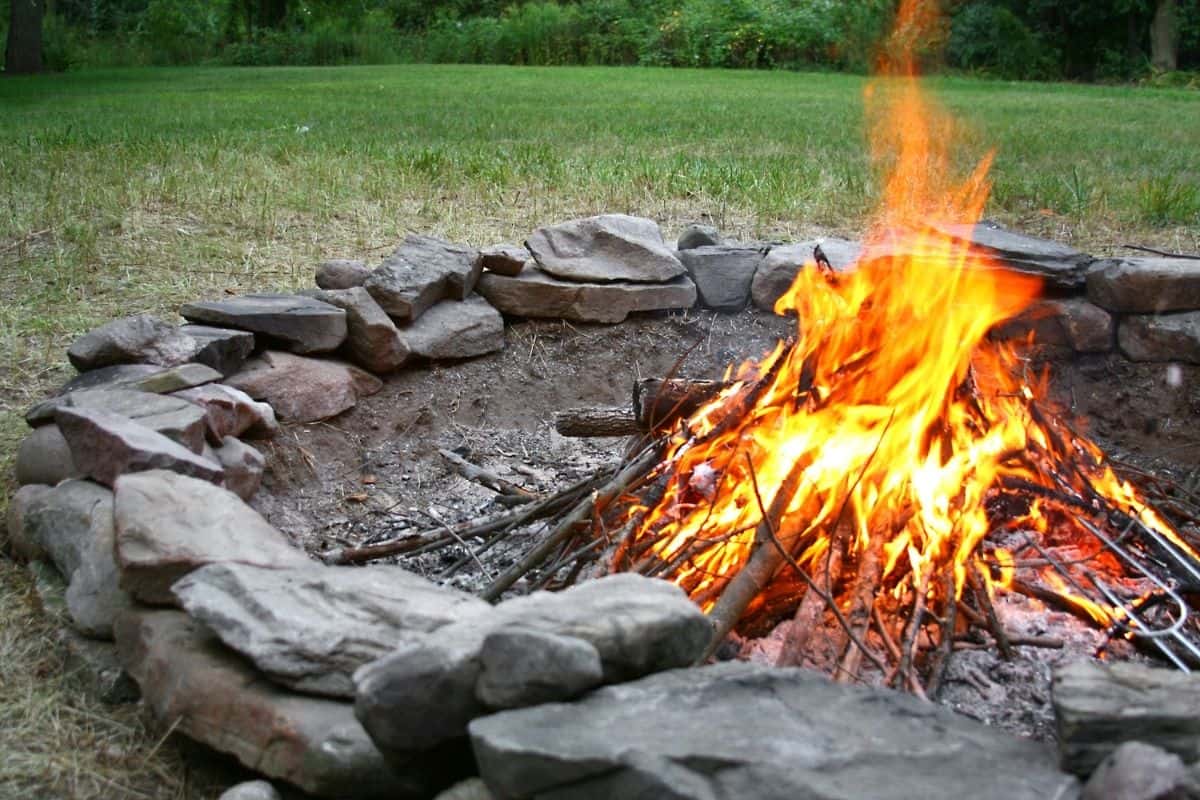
(316, 259, 371, 291)
(171, 561, 489, 699)
(60, 362, 223, 396)
(179, 325, 256, 377)
(470, 661, 1080, 800)
(113, 470, 310, 606)
(17, 480, 131, 639)
(991, 299, 1114, 354)
(677, 223, 722, 251)
(1082, 741, 1189, 800)
(171, 383, 278, 441)
(475, 628, 604, 709)
(218, 780, 281, 800)
(57, 364, 165, 395)
(433, 778, 495, 800)
(398, 296, 505, 361)
(678, 245, 764, 310)
(180, 294, 347, 355)
(60, 628, 140, 704)
(211, 437, 265, 501)
(477, 266, 696, 324)
(307, 287, 409, 374)
(364, 235, 483, 323)
(1119, 312, 1200, 363)
(479, 244, 528, 276)
(55, 406, 224, 488)
(113, 609, 432, 799)
(354, 574, 710, 755)
(67, 315, 198, 371)
(6, 483, 52, 559)
(751, 238, 862, 311)
(15, 425, 83, 486)
(1088, 258, 1200, 313)
(933, 220, 1093, 290)
(37, 389, 207, 452)
(526, 214, 686, 283)
(226, 351, 383, 423)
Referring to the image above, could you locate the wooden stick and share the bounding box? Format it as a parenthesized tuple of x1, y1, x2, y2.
(438, 448, 537, 503)
(926, 568, 959, 698)
(553, 407, 639, 437)
(970, 565, 1015, 660)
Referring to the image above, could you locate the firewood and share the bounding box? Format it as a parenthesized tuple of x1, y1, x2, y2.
(554, 378, 729, 437)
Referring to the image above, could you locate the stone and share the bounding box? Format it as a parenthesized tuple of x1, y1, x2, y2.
(354, 574, 710, 755)
(6, 483, 52, 559)
(991, 299, 1114, 354)
(171, 561, 489, 699)
(477, 266, 697, 324)
(15, 425, 83, 486)
(364, 235, 483, 323)
(316, 259, 371, 290)
(67, 314, 198, 371)
(398, 295, 505, 361)
(1081, 741, 1189, 800)
(179, 325, 256, 376)
(118, 363, 223, 394)
(113, 609, 438, 799)
(226, 351, 382, 423)
(526, 214, 686, 283)
(1119, 312, 1200, 363)
(55, 406, 224, 488)
(306, 287, 409, 374)
(113, 470, 310, 606)
(479, 244, 528, 277)
(57, 364, 164, 395)
(676, 222, 722, 251)
(475, 627, 604, 709)
(751, 238, 862, 311)
(470, 661, 1080, 800)
(1088, 258, 1200, 313)
(433, 778, 495, 800)
(933, 220, 1093, 290)
(211, 437, 265, 501)
(34, 389, 207, 452)
(677, 245, 764, 310)
(1054, 660, 1200, 776)
(180, 294, 347, 355)
(61, 628, 140, 704)
(21, 480, 132, 639)
(171, 383, 279, 441)
(218, 781, 281, 800)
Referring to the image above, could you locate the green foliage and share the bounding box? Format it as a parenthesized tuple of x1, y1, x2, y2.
(138, 0, 222, 64)
(946, 3, 1055, 80)
(1137, 174, 1200, 225)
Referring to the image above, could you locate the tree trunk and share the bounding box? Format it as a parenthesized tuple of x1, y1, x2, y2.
(1151, 0, 1179, 72)
(5, 0, 46, 75)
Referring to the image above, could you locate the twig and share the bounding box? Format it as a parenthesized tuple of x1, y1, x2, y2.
(420, 510, 494, 581)
(969, 565, 1014, 660)
(438, 448, 537, 504)
(1120, 244, 1200, 260)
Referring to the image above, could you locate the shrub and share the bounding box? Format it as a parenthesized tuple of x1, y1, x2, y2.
(946, 3, 1056, 80)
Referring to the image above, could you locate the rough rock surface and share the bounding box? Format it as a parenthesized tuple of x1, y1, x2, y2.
(59, 362, 221, 396)
(354, 574, 710, 755)
(180, 294, 347, 355)
(307, 287, 409, 374)
(210, 436, 265, 501)
(1081, 741, 1189, 800)
(113, 470, 309, 605)
(179, 325, 256, 376)
(934, 221, 1093, 290)
(479, 244, 528, 276)
(477, 266, 696, 324)
(316, 259, 371, 291)
(676, 222, 722, 251)
(15, 424, 83, 486)
(398, 296, 505, 361)
(751, 238, 862, 311)
(226, 351, 383, 422)
(6, 483, 53, 559)
(113, 608, 427, 799)
(172, 561, 489, 698)
(67, 314, 198, 371)
(364, 235, 483, 322)
(1088, 258, 1200, 313)
(475, 628, 604, 709)
(218, 781, 282, 800)
(470, 661, 1080, 800)
(171, 383, 278, 441)
(36, 389, 208, 452)
(678, 245, 764, 310)
(1118, 312, 1200, 363)
(56, 406, 224, 487)
(525, 214, 686, 283)
(60, 627, 141, 704)
(991, 299, 1114, 354)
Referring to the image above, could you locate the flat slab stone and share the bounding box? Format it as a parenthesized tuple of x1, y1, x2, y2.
(172, 561, 490, 698)
(68, 314, 198, 371)
(180, 294, 347, 355)
(477, 266, 696, 324)
(398, 296, 505, 361)
(113, 470, 310, 605)
(226, 351, 383, 423)
(307, 287, 409, 374)
(933, 221, 1093, 290)
(316, 259, 371, 290)
(114, 608, 435, 799)
(678, 245, 764, 310)
(1087, 257, 1200, 313)
(470, 661, 1080, 800)
(179, 325, 256, 376)
(1118, 311, 1200, 363)
(56, 406, 223, 488)
(991, 298, 1113, 354)
(32, 389, 207, 451)
(526, 214, 686, 283)
(57, 362, 221, 396)
(171, 383, 279, 441)
(364, 235, 483, 323)
(751, 238, 862, 312)
(479, 244, 528, 277)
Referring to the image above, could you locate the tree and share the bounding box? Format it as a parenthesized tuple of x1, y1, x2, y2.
(5, 0, 45, 74)
(1151, 0, 1180, 69)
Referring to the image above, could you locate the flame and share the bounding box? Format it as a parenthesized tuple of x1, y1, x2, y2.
(618, 1, 1197, 630)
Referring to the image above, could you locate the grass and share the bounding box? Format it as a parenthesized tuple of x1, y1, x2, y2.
(0, 63, 1198, 797)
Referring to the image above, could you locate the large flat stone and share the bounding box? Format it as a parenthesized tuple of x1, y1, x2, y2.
(933, 221, 1093, 290)
(398, 296, 505, 361)
(990, 298, 1114, 354)
(113, 470, 310, 605)
(364, 235, 483, 323)
(750, 238, 862, 312)
(67, 315, 198, 371)
(226, 351, 383, 423)
(477, 266, 696, 324)
(526, 214, 686, 283)
(58, 362, 221, 396)
(113, 608, 439, 799)
(678, 245, 764, 310)
(172, 561, 490, 698)
(180, 294, 347, 355)
(1118, 311, 1200, 363)
(1087, 258, 1200, 313)
(470, 661, 1080, 800)
(307, 287, 409, 374)
(33, 389, 207, 451)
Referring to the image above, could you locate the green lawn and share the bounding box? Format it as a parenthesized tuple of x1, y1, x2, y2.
(0, 63, 1198, 797)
